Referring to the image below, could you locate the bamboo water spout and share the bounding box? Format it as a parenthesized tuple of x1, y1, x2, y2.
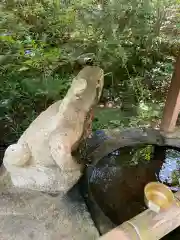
(100, 189, 180, 240)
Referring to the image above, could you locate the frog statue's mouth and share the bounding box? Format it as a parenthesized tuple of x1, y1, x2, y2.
(79, 127, 180, 238)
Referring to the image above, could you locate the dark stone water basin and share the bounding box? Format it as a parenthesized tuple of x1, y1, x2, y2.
(90, 145, 180, 238)
(80, 128, 180, 239)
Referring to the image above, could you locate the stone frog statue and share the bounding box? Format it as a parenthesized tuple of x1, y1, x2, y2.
(3, 66, 104, 193)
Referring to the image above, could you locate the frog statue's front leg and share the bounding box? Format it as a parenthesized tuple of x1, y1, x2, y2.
(3, 66, 104, 193)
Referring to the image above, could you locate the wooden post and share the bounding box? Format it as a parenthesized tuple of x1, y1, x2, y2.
(100, 192, 180, 240)
(160, 55, 180, 133)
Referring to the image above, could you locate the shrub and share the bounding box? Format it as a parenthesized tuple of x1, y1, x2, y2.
(0, 0, 179, 142)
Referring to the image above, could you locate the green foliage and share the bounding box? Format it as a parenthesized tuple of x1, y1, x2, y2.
(132, 145, 154, 164)
(114, 144, 154, 167)
(171, 170, 180, 185)
(0, 71, 71, 143)
(0, 0, 179, 142)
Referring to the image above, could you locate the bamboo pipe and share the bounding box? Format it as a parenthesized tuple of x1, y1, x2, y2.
(100, 191, 180, 240)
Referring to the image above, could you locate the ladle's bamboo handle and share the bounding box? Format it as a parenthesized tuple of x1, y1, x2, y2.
(100, 191, 180, 240)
